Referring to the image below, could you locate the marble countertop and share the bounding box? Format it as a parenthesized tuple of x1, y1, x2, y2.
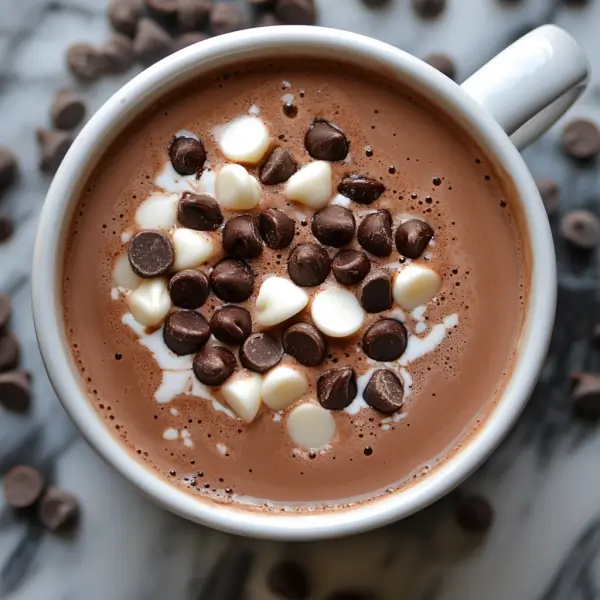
(2, 0, 600, 598)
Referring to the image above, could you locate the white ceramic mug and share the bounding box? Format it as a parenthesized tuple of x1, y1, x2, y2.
(32, 25, 588, 540)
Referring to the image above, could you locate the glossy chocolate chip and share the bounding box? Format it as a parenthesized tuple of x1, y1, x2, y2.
(305, 120, 349, 161)
(127, 230, 175, 277)
(560, 210, 600, 250)
(222, 214, 264, 259)
(210, 259, 254, 302)
(169, 269, 209, 309)
(282, 322, 326, 367)
(163, 310, 210, 355)
(210, 305, 252, 345)
(259, 208, 295, 249)
(456, 495, 494, 533)
(358, 269, 392, 313)
(240, 333, 283, 373)
(168, 135, 206, 176)
(363, 369, 404, 413)
(3, 465, 44, 508)
(260, 147, 297, 185)
(178, 192, 223, 231)
(317, 368, 357, 410)
(357, 210, 393, 256)
(337, 175, 385, 205)
(38, 487, 79, 531)
(561, 118, 600, 160)
(395, 219, 434, 259)
(266, 560, 311, 600)
(311, 206, 355, 247)
(331, 249, 371, 286)
(193, 346, 237, 385)
(287, 244, 331, 286)
(363, 319, 408, 361)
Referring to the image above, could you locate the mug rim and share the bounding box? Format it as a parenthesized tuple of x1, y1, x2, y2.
(32, 26, 556, 540)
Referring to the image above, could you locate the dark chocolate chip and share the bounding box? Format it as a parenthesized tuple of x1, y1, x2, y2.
(361, 0, 391, 6)
(101, 33, 135, 74)
(222, 214, 264, 259)
(0, 334, 20, 372)
(311, 205, 355, 247)
(412, 0, 446, 18)
(36, 129, 73, 174)
(561, 118, 600, 160)
(210, 259, 254, 302)
(168, 135, 207, 176)
(65, 43, 107, 82)
(163, 310, 210, 355)
(363, 319, 408, 361)
(38, 486, 80, 531)
(283, 102, 298, 118)
(357, 210, 393, 256)
(256, 12, 282, 26)
(133, 18, 173, 66)
(571, 372, 600, 420)
(3, 465, 44, 508)
(358, 269, 392, 313)
(240, 333, 283, 373)
(560, 209, 600, 250)
(326, 591, 375, 600)
(287, 243, 331, 286)
(305, 120, 349, 161)
(193, 346, 237, 385)
(210, 305, 252, 345)
(282, 322, 326, 367)
(0, 294, 11, 335)
(169, 269, 210, 309)
(128, 230, 175, 277)
(0, 149, 18, 194)
(0, 371, 31, 413)
(50, 89, 86, 131)
(456, 495, 494, 533)
(266, 560, 311, 600)
(337, 175, 385, 205)
(332, 249, 371, 285)
(395, 219, 434, 259)
(260, 147, 297, 185)
(173, 32, 209, 52)
(317, 368, 357, 410)
(0, 215, 14, 243)
(178, 192, 223, 231)
(178, 0, 212, 30)
(424, 53, 456, 80)
(274, 0, 316, 24)
(210, 3, 247, 36)
(108, 0, 142, 37)
(363, 369, 404, 413)
(536, 178, 560, 216)
(146, 0, 179, 14)
(259, 208, 295, 249)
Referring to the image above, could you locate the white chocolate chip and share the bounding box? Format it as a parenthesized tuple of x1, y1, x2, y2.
(286, 402, 336, 450)
(221, 372, 262, 423)
(393, 264, 441, 310)
(126, 278, 171, 327)
(261, 365, 309, 411)
(255, 276, 309, 327)
(135, 193, 178, 230)
(172, 228, 214, 271)
(215, 164, 262, 210)
(218, 116, 270, 164)
(112, 255, 141, 292)
(285, 161, 333, 209)
(311, 288, 365, 338)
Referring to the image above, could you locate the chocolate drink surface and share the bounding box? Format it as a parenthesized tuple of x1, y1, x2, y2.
(63, 59, 526, 509)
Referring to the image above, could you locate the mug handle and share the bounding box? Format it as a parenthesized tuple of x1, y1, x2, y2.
(461, 25, 590, 150)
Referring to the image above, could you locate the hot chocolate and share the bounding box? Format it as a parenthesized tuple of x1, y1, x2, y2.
(62, 58, 526, 509)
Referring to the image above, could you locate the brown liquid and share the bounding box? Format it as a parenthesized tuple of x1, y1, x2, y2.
(62, 59, 526, 509)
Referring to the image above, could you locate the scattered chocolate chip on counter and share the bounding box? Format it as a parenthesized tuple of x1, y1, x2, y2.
(101, 33, 136, 74)
(66, 43, 107, 82)
(424, 53, 456, 80)
(338, 175, 385, 205)
(146, 0, 179, 16)
(36, 128, 73, 174)
(210, 3, 247, 36)
(571, 372, 600, 420)
(305, 119, 349, 161)
(282, 322, 326, 367)
(0, 371, 31, 413)
(259, 208, 296, 249)
(362, 319, 407, 362)
(395, 218, 434, 259)
(163, 310, 211, 355)
(332, 249, 371, 285)
(193, 346, 237, 385)
(561, 118, 600, 160)
(169, 135, 207, 175)
(0, 293, 11, 334)
(256, 11, 282, 26)
(311, 205, 356, 247)
(358, 269, 393, 313)
(361, 0, 391, 6)
(357, 210, 393, 256)
(260, 147, 297, 185)
(128, 230, 175, 277)
(133, 17, 173, 66)
(536, 178, 560, 216)
(0, 333, 20, 372)
(0, 214, 14, 243)
(210, 305, 252, 345)
(38, 486, 80, 532)
(0, 148, 18, 195)
(412, 0, 446, 18)
(50, 89, 86, 131)
(266, 560, 311, 600)
(456, 494, 494, 533)
(108, 0, 142, 37)
(3, 465, 44, 508)
(287, 243, 331, 286)
(240, 332, 283, 373)
(173, 32, 209, 52)
(363, 369, 404, 413)
(178, 0, 213, 30)
(560, 209, 600, 250)
(210, 258, 255, 302)
(317, 367, 357, 410)
(274, 0, 316, 24)
(222, 214, 264, 259)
